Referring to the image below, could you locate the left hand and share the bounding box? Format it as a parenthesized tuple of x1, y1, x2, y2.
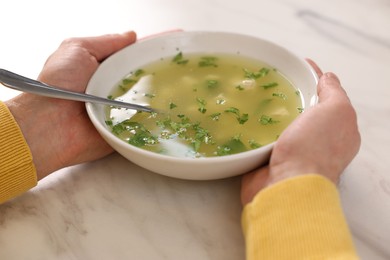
(240, 60, 361, 205)
(6, 31, 137, 180)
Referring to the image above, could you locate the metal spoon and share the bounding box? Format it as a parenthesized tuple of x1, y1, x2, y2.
(0, 68, 154, 113)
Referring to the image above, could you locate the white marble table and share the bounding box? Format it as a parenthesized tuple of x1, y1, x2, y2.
(1, 0, 389, 259)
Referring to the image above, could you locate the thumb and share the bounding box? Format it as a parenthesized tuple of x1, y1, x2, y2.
(317, 72, 350, 104)
(81, 31, 137, 62)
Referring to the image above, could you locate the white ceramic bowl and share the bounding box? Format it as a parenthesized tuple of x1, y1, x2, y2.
(86, 31, 318, 180)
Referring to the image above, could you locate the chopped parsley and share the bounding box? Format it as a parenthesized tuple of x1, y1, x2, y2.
(244, 68, 270, 79)
(122, 78, 137, 85)
(134, 69, 145, 77)
(236, 85, 245, 91)
(209, 112, 221, 121)
(172, 52, 189, 65)
(206, 79, 219, 89)
(249, 139, 261, 149)
(111, 120, 158, 147)
(216, 136, 247, 156)
(197, 98, 207, 114)
(224, 107, 249, 124)
(261, 82, 279, 89)
(199, 56, 218, 67)
(272, 92, 287, 100)
(259, 115, 280, 125)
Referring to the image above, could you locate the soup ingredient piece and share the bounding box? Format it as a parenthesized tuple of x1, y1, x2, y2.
(209, 112, 221, 121)
(259, 115, 280, 125)
(216, 135, 247, 156)
(206, 79, 219, 89)
(224, 107, 249, 124)
(134, 69, 145, 77)
(236, 85, 245, 91)
(249, 139, 261, 149)
(199, 56, 218, 67)
(112, 120, 158, 147)
(244, 68, 269, 79)
(197, 98, 207, 114)
(192, 123, 213, 152)
(144, 93, 156, 98)
(169, 102, 177, 109)
(261, 82, 279, 89)
(156, 115, 214, 152)
(172, 52, 189, 65)
(117, 69, 146, 92)
(272, 92, 287, 100)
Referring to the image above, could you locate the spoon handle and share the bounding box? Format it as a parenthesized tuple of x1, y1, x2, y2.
(0, 69, 154, 113)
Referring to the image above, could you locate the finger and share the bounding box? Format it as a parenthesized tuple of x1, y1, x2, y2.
(77, 31, 137, 62)
(305, 58, 323, 78)
(317, 72, 349, 103)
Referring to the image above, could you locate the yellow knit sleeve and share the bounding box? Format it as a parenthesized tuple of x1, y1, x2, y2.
(0, 101, 37, 204)
(242, 174, 359, 260)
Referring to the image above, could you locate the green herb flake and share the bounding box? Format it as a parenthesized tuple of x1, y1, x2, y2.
(244, 67, 270, 79)
(172, 52, 189, 65)
(225, 107, 240, 116)
(197, 98, 207, 114)
(199, 56, 218, 67)
(261, 82, 279, 89)
(238, 113, 249, 124)
(206, 79, 219, 89)
(118, 85, 128, 92)
(105, 120, 113, 126)
(249, 139, 261, 149)
(298, 107, 304, 113)
(259, 115, 280, 125)
(224, 107, 249, 124)
(272, 92, 287, 100)
(144, 93, 156, 98)
(134, 69, 145, 77)
(169, 102, 177, 109)
(111, 121, 158, 147)
(209, 112, 221, 121)
(216, 137, 247, 156)
(236, 85, 244, 91)
(122, 78, 137, 85)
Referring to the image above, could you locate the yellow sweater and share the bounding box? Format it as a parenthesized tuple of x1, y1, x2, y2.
(0, 102, 37, 203)
(242, 175, 359, 259)
(0, 101, 358, 259)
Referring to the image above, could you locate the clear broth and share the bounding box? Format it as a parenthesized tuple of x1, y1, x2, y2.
(106, 52, 303, 158)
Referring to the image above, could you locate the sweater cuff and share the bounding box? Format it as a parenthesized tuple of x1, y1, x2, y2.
(242, 174, 358, 260)
(0, 102, 37, 204)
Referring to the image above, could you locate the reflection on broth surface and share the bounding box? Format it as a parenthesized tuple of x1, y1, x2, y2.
(105, 52, 303, 158)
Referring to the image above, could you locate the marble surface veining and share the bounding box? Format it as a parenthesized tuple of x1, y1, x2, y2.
(1, 0, 390, 259)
